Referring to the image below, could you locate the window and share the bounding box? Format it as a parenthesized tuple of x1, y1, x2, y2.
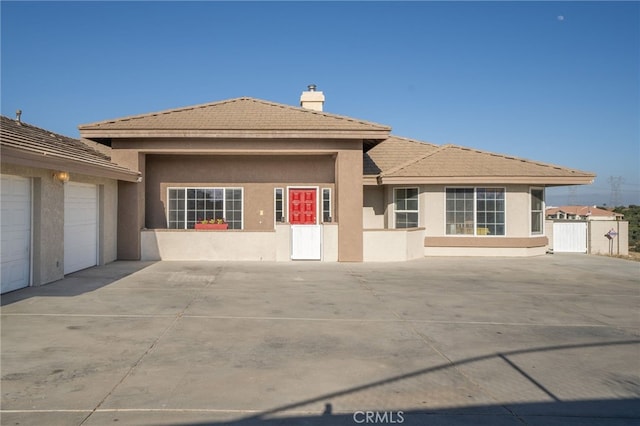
(476, 188, 505, 236)
(446, 188, 474, 234)
(394, 187, 419, 228)
(446, 188, 505, 236)
(531, 188, 544, 235)
(274, 188, 284, 225)
(322, 188, 331, 222)
(168, 187, 243, 230)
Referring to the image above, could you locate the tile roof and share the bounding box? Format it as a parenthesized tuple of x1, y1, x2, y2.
(1, 115, 140, 181)
(364, 135, 439, 175)
(365, 138, 595, 184)
(546, 206, 623, 218)
(79, 97, 391, 135)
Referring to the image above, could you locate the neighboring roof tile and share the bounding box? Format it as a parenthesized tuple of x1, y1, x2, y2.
(79, 97, 391, 133)
(1, 115, 140, 180)
(546, 206, 623, 217)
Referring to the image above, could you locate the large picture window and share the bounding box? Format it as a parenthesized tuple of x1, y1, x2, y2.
(446, 188, 505, 236)
(394, 187, 419, 228)
(168, 187, 243, 230)
(530, 188, 544, 235)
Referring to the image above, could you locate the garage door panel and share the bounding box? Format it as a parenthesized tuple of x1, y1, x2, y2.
(64, 183, 98, 274)
(1, 175, 31, 294)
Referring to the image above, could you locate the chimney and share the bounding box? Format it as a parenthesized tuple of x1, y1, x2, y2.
(300, 84, 325, 111)
(16, 109, 22, 123)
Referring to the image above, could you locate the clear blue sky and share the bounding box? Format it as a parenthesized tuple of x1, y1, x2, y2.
(2, 1, 638, 206)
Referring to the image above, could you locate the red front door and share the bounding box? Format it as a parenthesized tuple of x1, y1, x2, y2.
(289, 188, 317, 225)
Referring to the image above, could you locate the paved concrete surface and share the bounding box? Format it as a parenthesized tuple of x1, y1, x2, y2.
(1, 255, 639, 426)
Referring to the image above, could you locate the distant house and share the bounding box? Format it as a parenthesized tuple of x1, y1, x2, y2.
(546, 206, 624, 221)
(0, 115, 140, 293)
(76, 87, 595, 262)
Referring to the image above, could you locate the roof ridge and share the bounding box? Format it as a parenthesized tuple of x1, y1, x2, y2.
(78, 97, 391, 131)
(77, 97, 250, 129)
(387, 134, 440, 148)
(246, 97, 391, 129)
(381, 143, 450, 177)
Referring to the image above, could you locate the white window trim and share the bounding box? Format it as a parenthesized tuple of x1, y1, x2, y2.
(286, 186, 320, 225)
(321, 187, 332, 223)
(393, 187, 420, 229)
(166, 187, 244, 230)
(530, 187, 545, 236)
(444, 186, 507, 237)
(274, 187, 285, 228)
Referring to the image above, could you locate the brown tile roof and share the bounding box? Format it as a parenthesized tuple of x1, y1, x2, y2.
(79, 97, 391, 138)
(1, 115, 140, 182)
(546, 206, 623, 218)
(364, 136, 439, 176)
(365, 138, 595, 185)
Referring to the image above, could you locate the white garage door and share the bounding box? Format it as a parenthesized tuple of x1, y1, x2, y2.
(64, 183, 98, 274)
(1, 175, 31, 294)
(553, 222, 587, 253)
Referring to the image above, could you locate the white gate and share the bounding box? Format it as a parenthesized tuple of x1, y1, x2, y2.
(553, 222, 587, 253)
(291, 225, 322, 260)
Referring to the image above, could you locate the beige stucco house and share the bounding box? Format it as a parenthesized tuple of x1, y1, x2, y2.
(75, 87, 595, 262)
(1, 115, 140, 293)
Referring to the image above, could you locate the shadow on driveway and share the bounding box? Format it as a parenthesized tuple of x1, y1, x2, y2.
(0, 261, 156, 305)
(100, 339, 640, 425)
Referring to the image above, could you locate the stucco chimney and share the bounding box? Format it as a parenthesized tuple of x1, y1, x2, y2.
(300, 84, 325, 111)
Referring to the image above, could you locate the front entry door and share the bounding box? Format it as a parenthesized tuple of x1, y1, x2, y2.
(289, 188, 321, 260)
(289, 188, 317, 225)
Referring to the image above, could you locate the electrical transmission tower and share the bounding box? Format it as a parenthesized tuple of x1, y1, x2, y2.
(608, 176, 623, 207)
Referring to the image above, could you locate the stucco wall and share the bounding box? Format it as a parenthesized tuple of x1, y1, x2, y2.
(142, 224, 339, 261)
(363, 228, 426, 261)
(112, 137, 364, 261)
(144, 154, 335, 231)
(363, 185, 385, 229)
(1, 164, 118, 286)
(589, 221, 628, 255)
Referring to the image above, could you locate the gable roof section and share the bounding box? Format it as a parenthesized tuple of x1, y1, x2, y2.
(1, 116, 140, 182)
(79, 97, 391, 140)
(364, 136, 439, 178)
(366, 138, 595, 185)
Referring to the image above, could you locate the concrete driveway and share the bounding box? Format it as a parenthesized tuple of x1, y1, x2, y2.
(1, 255, 639, 426)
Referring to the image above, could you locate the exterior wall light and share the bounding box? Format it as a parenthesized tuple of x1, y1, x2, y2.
(53, 171, 70, 183)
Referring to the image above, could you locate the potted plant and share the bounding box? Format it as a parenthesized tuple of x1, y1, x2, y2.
(194, 218, 228, 230)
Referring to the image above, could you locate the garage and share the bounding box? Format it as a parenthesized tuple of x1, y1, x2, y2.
(64, 182, 98, 274)
(553, 221, 588, 253)
(1, 175, 31, 294)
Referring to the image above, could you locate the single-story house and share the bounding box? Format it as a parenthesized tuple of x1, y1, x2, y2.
(75, 87, 595, 262)
(546, 205, 624, 221)
(0, 114, 140, 293)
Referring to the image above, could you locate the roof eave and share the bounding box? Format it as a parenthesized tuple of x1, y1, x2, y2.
(1, 146, 141, 182)
(79, 129, 390, 140)
(377, 175, 596, 185)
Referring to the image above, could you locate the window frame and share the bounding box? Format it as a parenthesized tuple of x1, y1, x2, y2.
(274, 187, 285, 227)
(530, 187, 545, 235)
(444, 187, 506, 237)
(393, 187, 420, 229)
(322, 188, 332, 223)
(166, 186, 244, 230)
